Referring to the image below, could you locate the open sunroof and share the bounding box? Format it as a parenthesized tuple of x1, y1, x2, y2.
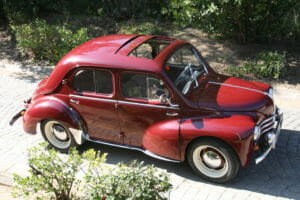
(128, 37, 173, 59)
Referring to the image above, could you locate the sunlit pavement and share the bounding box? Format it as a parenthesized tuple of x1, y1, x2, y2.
(1, 73, 300, 200)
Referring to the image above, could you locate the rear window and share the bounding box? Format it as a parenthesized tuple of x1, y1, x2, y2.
(128, 38, 172, 59)
(73, 69, 113, 94)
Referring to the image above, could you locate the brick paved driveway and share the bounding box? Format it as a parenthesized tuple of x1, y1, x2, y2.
(1, 74, 300, 200)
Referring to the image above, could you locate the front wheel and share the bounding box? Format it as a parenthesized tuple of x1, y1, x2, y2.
(41, 119, 77, 153)
(187, 139, 240, 183)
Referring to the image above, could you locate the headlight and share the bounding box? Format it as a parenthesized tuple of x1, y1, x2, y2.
(253, 126, 261, 141)
(268, 88, 273, 100)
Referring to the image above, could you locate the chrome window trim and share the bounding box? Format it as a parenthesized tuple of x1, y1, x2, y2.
(118, 100, 179, 110)
(69, 94, 117, 103)
(69, 94, 179, 110)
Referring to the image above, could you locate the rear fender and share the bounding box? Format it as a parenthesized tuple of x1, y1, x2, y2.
(23, 96, 84, 144)
(180, 114, 255, 166)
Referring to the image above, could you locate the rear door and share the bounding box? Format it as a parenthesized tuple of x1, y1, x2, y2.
(69, 68, 121, 143)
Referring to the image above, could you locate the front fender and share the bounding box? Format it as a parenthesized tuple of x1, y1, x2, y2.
(23, 96, 82, 136)
(180, 114, 256, 166)
(143, 119, 181, 160)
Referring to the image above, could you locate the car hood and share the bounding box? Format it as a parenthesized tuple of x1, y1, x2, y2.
(190, 74, 272, 112)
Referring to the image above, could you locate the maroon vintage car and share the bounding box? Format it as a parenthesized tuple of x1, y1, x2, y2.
(10, 34, 282, 183)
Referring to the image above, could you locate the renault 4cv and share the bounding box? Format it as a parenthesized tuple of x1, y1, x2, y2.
(10, 34, 283, 183)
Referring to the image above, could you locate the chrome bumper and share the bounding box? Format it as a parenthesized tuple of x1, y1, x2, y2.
(255, 108, 283, 164)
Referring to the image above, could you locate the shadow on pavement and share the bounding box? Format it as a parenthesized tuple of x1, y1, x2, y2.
(78, 128, 300, 199)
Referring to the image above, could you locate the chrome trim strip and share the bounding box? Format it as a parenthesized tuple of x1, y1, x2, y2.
(208, 81, 268, 96)
(260, 121, 274, 130)
(261, 126, 273, 133)
(255, 142, 273, 164)
(259, 116, 275, 125)
(255, 108, 283, 164)
(83, 135, 181, 163)
(118, 100, 179, 110)
(69, 94, 117, 103)
(69, 95, 179, 110)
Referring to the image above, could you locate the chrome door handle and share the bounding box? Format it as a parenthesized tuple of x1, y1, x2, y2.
(70, 99, 79, 104)
(166, 112, 178, 116)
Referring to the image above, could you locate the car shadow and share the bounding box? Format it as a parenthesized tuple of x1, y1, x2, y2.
(78, 128, 300, 199)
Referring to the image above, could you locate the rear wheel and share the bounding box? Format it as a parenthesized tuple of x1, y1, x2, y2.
(41, 120, 77, 153)
(187, 138, 240, 183)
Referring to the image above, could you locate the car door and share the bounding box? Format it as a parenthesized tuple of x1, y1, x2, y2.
(69, 68, 121, 143)
(118, 71, 180, 148)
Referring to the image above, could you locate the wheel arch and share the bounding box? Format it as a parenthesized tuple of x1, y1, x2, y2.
(23, 96, 86, 144)
(184, 136, 241, 165)
(179, 114, 255, 166)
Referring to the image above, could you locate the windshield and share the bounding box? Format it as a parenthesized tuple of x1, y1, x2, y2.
(164, 45, 207, 94)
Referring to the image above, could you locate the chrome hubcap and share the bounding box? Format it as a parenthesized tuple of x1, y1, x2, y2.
(202, 150, 223, 169)
(53, 125, 68, 141)
(193, 145, 228, 178)
(44, 121, 71, 149)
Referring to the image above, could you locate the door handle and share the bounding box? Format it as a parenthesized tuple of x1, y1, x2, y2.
(70, 99, 79, 104)
(166, 112, 178, 117)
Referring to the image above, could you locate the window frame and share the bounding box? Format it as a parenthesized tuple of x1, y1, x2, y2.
(119, 70, 173, 104)
(127, 38, 173, 60)
(71, 67, 115, 97)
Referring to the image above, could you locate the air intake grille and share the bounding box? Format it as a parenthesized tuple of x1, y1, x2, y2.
(259, 116, 275, 134)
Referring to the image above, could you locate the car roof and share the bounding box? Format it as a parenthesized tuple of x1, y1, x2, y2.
(57, 34, 187, 71)
(43, 34, 187, 93)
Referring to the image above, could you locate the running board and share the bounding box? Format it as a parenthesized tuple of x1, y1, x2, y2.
(83, 135, 181, 163)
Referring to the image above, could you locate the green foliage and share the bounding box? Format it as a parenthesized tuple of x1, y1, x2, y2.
(119, 20, 167, 36)
(12, 143, 88, 199)
(12, 19, 90, 64)
(13, 142, 172, 200)
(165, 0, 300, 42)
(86, 0, 165, 19)
(85, 160, 172, 200)
(227, 51, 286, 79)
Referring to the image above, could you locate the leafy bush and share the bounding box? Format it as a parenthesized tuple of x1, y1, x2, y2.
(119, 20, 167, 36)
(86, 0, 165, 19)
(12, 143, 88, 199)
(165, 0, 300, 42)
(12, 19, 90, 64)
(13, 143, 172, 200)
(226, 51, 286, 79)
(85, 160, 172, 200)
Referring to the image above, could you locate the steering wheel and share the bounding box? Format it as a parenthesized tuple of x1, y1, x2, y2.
(175, 64, 194, 86)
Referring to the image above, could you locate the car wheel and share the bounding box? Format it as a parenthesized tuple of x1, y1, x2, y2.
(41, 119, 77, 153)
(187, 138, 240, 183)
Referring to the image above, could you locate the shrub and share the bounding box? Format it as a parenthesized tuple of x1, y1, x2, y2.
(85, 160, 172, 200)
(12, 19, 90, 64)
(12, 143, 89, 199)
(226, 51, 286, 79)
(165, 0, 300, 42)
(13, 142, 172, 200)
(119, 20, 167, 36)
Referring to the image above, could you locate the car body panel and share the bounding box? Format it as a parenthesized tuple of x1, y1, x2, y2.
(22, 96, 81, 134)
(179, 114, 256, 165)
(13, 34, 280, 169)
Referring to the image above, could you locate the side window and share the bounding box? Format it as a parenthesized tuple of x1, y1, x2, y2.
(73, 69, 113, 94)
(121, 72, 169, 101)
(73, 70, 95, 92)
(95, 70, 113, 94)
